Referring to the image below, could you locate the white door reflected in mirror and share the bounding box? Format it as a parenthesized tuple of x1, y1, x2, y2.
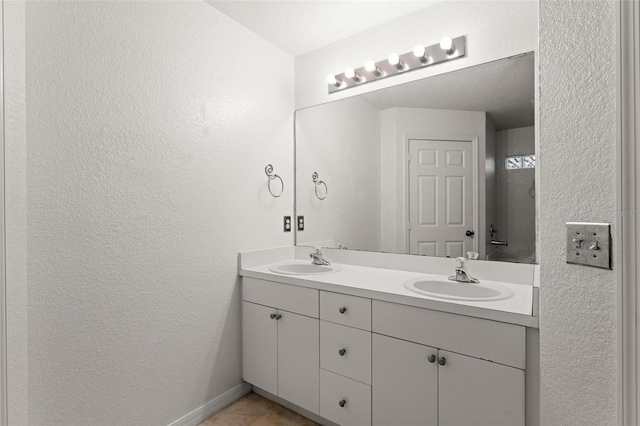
(409, 139, 475, 258)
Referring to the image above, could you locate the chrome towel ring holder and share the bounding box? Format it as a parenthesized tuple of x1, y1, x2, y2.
(312, 172, 328, 200)
(265, 164, 284, 198)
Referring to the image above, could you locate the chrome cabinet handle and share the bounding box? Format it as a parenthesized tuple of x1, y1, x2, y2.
(438, 357, 446, 366)
(339, 399, 346, 408)
(339, 348, 346, 356)
(270, 313, 276, 319)
(339, 307, 347, 314)
(275, 314, 282, 320)
(428, 354, 436, 363)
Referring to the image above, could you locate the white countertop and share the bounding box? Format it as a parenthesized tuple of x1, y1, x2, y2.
(240, 259, 538, 328)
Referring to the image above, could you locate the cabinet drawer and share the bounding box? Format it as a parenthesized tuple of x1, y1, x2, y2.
(320, 369, 371, 426)
(320, 321, 371, 384)
(320, 291, 371, 331)
(243, 277, 319, 318)
(372, 300, 525, 369)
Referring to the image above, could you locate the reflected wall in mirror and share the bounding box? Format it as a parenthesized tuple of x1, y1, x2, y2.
(295, 53, 536, 264)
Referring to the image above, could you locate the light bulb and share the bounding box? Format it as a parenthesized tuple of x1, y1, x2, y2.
(326, 73, 341, 87)
(344, 67, 362, 82)
(413, 44, 428, 64)
(440, 37, 454, 54)
(365, 61, 376, 72)
(388, 53, 404, 70)
(365, 60, 383, 77)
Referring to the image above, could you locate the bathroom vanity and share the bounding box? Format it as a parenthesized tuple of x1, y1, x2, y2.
(238, 247, 539, 426)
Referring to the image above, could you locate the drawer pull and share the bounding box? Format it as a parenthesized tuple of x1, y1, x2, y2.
(428, 354, 436, 363)
(339, 399, 347, 408)
(438, 357, 446, 366)
(269, 313, 276, 319)
(275, 314, 282, 320)
(338, 348, 346, 356)
(339, 307, 347, 314)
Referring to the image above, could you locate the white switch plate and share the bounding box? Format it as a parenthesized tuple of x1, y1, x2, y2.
(566, 222, 612, 269)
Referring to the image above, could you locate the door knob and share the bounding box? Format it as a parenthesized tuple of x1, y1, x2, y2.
(438, 357, 446, 366)
(339, 348, 346, 356)
(339, 399, 346, 408)
(275, 314, 282, 320)
(270, 313, 276, 319)
(339, 307, 347, 314)
(465, 230, 475, 237)
(428, 354, 436, 363)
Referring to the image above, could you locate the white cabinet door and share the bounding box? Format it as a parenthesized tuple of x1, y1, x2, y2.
(278, 310, 320, 415)
(438, 350, 525, 426)
(242, 301, 277, 395)
(372, 334, 437, 426)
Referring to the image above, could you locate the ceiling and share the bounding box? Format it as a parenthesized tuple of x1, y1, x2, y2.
(359, 53, 535, 130)
(206, 1, 438, 57)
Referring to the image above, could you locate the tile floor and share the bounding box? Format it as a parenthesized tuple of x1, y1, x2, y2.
(199, 392, 318, 426)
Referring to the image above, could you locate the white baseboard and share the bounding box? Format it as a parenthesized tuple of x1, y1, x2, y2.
(168, 382, 252, 426)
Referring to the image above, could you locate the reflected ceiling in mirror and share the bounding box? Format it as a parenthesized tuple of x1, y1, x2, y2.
(295, 53, 536, 264)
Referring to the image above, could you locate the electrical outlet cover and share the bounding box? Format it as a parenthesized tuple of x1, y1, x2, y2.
(566, 222, 611, 269)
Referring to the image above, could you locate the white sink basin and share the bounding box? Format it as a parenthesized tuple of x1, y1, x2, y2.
(269, 260, 343, 275)
(404, 277, 514, 301)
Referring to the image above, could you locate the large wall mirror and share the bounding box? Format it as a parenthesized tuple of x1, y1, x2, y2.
(295, 52, 536, 264)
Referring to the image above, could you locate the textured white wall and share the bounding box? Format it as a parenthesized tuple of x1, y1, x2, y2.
(296, 97, 381, 251)
(539, 1, 618, 424)
(24, 2, 293, 424)
(5, 1, 28, 424)
(295, 1, 538, 109)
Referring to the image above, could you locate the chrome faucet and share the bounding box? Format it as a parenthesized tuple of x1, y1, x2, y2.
(310, 248, 330, 266)
(448, 257, 479, 283)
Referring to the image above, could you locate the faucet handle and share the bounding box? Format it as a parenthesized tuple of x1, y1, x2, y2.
(455, 257, 466, 268)
(466, 251, 479, 260)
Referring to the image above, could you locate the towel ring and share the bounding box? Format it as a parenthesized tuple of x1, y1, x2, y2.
(265, 164, 284, 198)
(312, 172, 328, 200)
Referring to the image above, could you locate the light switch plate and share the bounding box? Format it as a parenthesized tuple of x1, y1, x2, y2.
(566, 222, 611, 269)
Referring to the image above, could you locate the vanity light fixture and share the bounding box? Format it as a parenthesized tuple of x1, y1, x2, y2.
(326, 35, 466, 93)
(344, 67, 363, 82)
(413, 44, 429, 64)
